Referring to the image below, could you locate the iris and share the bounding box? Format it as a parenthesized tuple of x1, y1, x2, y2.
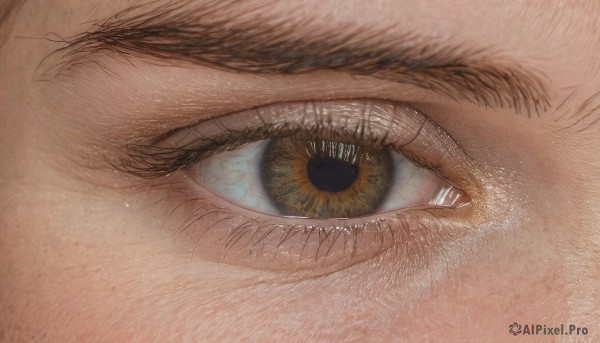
(260, 137, 394, 218)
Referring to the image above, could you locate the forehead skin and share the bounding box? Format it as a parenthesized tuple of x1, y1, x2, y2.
(1, 0, 599, 342)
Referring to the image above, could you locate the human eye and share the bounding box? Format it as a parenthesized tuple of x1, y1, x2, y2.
(119, 99, 480, 273)
(193, 101, 467, 219)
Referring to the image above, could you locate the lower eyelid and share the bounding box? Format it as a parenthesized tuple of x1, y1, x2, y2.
(149, 175, 474, 275)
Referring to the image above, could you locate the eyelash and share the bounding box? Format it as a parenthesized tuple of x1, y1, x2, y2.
(118, 99, 477, 272)
(149, 181, 460, 272)
(118, 115, 434, 179)
(121, 127, 440, 181)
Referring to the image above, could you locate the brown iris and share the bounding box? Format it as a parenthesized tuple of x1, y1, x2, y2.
(260, 137, 394, 218)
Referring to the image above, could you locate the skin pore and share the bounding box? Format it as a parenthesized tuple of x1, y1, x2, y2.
(1, 0, 599, 342)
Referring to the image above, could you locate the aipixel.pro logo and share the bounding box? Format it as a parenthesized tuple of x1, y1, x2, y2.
(509, 322, 588, 336)
(509, 322, 522, 336)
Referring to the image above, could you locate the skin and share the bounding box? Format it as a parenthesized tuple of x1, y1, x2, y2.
(1, 0, 599, 342)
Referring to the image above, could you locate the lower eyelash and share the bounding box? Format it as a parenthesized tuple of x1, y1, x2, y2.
(147, 177, 463, 273)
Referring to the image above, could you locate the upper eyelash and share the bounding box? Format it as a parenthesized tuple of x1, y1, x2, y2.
(116, 126, 274, 178)
(114, 117, 427, 179)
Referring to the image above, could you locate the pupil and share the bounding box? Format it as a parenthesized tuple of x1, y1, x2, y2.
(306, 156, 358, 192)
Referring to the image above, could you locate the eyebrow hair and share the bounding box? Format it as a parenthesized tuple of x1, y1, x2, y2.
(44, 0, 551, 116)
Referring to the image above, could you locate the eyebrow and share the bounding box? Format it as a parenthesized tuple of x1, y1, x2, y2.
(44, 1, 551, 116)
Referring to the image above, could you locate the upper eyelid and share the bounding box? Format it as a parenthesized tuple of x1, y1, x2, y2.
(118, 99, 427, 177)
(115, 99, 481, 195)
(164, 100, 426, 147)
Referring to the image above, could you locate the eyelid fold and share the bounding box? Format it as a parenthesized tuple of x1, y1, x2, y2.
(165, 100, 428, 149)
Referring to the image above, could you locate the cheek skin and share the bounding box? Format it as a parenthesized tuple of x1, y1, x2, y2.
(0, 181, 570, 342)
(398, 231, 568, 341)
